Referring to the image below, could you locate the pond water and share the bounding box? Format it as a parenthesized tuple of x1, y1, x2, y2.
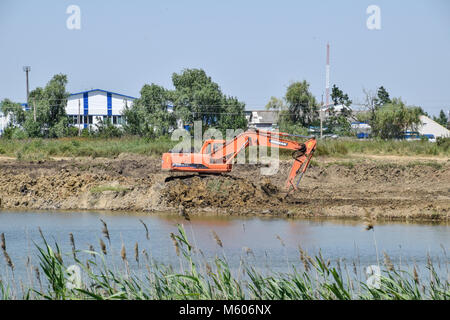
(0, 210, 448, 283)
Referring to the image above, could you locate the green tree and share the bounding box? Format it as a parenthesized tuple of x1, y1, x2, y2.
(121, 69, 248, 136)
(416, 107, 429, 117)
(171, 68, 247, 132)
(284, 80, 318, 127)
(122, 103, 146, 136)
(0, 99, 26, 125)
(265, 96, 285, 111)
(123, 83, 175, 137)
(374, 86, 391, 108)
(278, 115, 308, 135)
(26, 74, 69, 137)
(218, 96, 247, 132)
(372, 98, 421, 139)
(433, 109, 448, 127)
(327, 84, 353, 136)
(171, 69, 223, 127)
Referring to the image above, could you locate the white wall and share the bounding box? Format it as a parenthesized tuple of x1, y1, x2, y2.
(111, 94, 133, 115)
(0, 112, 10, 134)
(418, 115, 450, 138)
(89, 91, 107, 115)
(66, 93, 83, 115)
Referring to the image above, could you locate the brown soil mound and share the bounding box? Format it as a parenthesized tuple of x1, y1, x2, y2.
(0, 156, 448, 221)
(162, 175, 283, 210)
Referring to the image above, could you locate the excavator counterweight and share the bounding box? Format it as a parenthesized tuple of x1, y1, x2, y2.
(162, 129, 316, 190)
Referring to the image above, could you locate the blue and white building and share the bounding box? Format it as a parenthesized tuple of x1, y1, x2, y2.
(416, 115, 450, 140)
(246, 110, 279, 131)
(0, 111, 9, 135)
(66, 89, 136, 129)
(0, 103, 28, 135)
(351, 122, 371, 138)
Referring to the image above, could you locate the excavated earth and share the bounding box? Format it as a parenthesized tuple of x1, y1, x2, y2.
(0, 154, 448, 221)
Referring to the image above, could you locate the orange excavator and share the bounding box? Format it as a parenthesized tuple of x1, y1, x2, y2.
(161, 130, 317, 190)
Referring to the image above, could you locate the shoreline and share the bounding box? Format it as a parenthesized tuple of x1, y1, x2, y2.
(1, 207, 448, 224)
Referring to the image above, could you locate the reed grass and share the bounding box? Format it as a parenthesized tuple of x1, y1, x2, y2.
(0, 136, 177, 160)
(0, 136, 448, 160)
(0, 224, 448, 300)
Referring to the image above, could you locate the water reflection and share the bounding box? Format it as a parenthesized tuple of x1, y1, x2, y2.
(0, 210, 448, 282)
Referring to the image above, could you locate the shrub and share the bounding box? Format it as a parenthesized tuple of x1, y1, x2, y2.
(11, 128, 28, 139)
(436, 137, 450, 151)
(81, 128, 91, 138)
(67, 126, 79, 137)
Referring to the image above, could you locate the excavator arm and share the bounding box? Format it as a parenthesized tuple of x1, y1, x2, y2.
(161, 129, 316, 190)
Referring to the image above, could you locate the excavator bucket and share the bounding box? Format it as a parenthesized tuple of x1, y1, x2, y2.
(285, 138, 316, 190)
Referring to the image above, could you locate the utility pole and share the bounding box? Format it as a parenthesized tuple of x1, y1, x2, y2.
(320, 94, 324, 139)
(325, 42, 330, 127)
(447, 109, 450, 130)
(23, 66, 31, 106)
(78, 99, 81, 136)
(33, 99, 36, 121)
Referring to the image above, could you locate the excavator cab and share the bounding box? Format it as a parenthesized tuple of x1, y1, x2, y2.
(201, 140, 226, 155)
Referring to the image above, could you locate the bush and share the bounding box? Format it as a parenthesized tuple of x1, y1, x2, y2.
(67, 126, 79, 137)
(278, 122, 308, 135)
(95, 120, 123, 138)
(1, 126, 19, 139)
(11, 128, 28, 139)
(81, 128, 91, 138)
(371, 99, 421, 139)
(71, 140, 80, 147)
(436, 137, 450, 151)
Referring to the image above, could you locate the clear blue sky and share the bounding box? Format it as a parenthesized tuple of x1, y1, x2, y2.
(1, 0, 449, 115)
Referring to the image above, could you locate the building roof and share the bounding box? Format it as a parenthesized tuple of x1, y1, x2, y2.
(418, 115, 450, 138)
(321, 104, 353, 112)
(69, 89, 137, 100)
(249, 110, 279, 124)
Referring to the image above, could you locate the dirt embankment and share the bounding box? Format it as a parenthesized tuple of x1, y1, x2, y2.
(0, 155, 448, 221)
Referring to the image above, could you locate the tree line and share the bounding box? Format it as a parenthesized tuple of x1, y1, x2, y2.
(1, 69, 447, 140)
(266, 82, 447, 139)
(122, 68, 247, 137)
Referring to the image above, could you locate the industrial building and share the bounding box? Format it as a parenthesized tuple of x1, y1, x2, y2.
(66, 89, 136, 130)
(351, 122, 371, 138)
(245, 110, 279, 131)
(0, 103, 28, 135)
(0, 111, 8, 135)
(417, 115, 450, 139)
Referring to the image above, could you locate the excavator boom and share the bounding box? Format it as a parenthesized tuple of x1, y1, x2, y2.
(161, 129, 316, 190)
